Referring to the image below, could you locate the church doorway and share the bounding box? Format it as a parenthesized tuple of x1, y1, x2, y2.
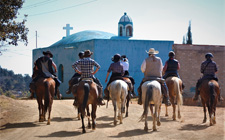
(58, 64, 64, 83)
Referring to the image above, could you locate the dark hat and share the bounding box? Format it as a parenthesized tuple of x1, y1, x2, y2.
(84, 50, 93, 57)
(205, 53, 213, 59)
(43, 51, 53, 58)
(78, 51, 84, 58)
(121, 55, 127, 58)
(111, 54, 121, 62)
(169, 51, 175, 57)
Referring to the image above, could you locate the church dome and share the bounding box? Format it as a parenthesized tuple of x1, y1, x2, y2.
(49, 30, 116, 47)
(119, 12, 133, 23)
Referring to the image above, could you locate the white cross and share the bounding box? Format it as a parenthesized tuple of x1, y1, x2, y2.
(63, 24, 73, 37)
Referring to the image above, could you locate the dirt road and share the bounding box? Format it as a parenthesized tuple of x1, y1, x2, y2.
(0, 96, 224, 140)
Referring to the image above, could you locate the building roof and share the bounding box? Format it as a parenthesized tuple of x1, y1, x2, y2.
(119, 12, 133, 23)
(49, 30, 116, 47)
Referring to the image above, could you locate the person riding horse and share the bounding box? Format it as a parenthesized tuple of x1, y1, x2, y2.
(163, 51, 184, 89)
(193, 53, 224, 101)
(72, 50, 105, 105)
(137, 48, 171, 106)
(104, 54, 134, 100)
(66, 51, 84, 94)
(121, 55, 135, 96)
(29, 51, 61, 99)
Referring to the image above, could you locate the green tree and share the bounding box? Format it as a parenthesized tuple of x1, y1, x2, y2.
(186, 21, 192, 44)
(0, 0, 29, 51)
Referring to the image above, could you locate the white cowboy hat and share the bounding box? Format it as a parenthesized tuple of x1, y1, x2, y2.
(146, 48, 159, 54)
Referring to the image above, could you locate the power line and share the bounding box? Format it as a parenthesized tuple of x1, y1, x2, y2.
(27, 0, 97, 17)
(23, 0, 56, 10)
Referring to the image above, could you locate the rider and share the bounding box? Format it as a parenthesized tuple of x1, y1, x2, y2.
(137, 48, 171, 106)
(193, 53, 224, 101)
(72, 50, 105, 105)
(29, 51, 61, 99)
(120, 55, 135, 96)
(163, 51, 185, 89)
(104, 54, 124, 100)
(66, 51, 84, 94)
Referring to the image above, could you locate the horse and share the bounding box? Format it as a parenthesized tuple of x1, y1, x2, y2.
(199, 80, 220, 126)
(30, 67, 55, 125)
(165, 77, 183, 120)
(72, 78, 98, 133)
(107, 80, 128, 125)
(139, 80, 162, 131)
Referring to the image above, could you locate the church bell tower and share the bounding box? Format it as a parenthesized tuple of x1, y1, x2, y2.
(118, 12, 133, 37)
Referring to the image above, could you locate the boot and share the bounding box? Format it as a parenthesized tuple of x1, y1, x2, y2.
(161, 83, 171, 106)
(137, 86, 142, 105)
(193, 89, 200, 101)
(97, 86, 105, 105)
(104, 88, 110, 100)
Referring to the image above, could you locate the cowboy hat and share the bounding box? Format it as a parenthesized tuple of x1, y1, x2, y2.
(43, 51, 53, 58)
(111, 54, 121, 62)
(84, 50, 93, 57)
(146, 48, 159, 54)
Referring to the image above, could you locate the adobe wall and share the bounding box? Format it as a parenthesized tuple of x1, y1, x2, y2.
(173, 44, 225, 107)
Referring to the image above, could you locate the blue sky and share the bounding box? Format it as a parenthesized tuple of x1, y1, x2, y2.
(0, 0, 224, 76)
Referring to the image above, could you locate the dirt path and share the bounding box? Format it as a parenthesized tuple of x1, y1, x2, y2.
(0, 97, 224, 140)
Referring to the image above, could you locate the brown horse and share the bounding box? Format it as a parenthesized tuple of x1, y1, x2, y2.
(72, 79, 98, 133)
(30, 67, 56, 125)
(199, 80, 220, 126)
(165, 77, 183, 120)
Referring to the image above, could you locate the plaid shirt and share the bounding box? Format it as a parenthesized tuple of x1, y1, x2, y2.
(201, 60, 217, 75)
(107, 62, 124, 75)
(73, 58, 100, 78)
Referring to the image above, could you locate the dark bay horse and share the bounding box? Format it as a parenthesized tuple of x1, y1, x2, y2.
(30, 67, 55, 125)
(165, 77, 183, 120)
(72, 79, 98, 133)
(199, 80, 220, 126)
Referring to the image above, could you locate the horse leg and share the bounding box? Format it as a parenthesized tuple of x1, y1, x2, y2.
(165, 105, 168, 117)
(202, 100, 207, 123)
(37, 99, 42, 122)
(172, 102, 176, 121)
(113, 100, 117, 126)
(91, 104, 97, 130)
(177, 102, 181, 119)
(81, 113, 86, 133)
(125, 97, 129, 117)
(153, 105, 157, 131)
(47, 96, 53, 125)
(77, 108, 81, 120)
(86, 106, 91, 129)
(118, 100, 123, 124)
(157, 104, 161, 126)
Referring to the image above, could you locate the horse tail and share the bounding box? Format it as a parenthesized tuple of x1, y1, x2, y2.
(139, 85, 152, 121)
(175, 78, 183, 105)
(44, 81, 50, 112)
(82, 82, 90, 110)
(209, 82, 215, 113)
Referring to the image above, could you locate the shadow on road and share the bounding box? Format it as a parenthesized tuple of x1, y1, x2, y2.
(51, 117, 75, 122)
(36, 130, 91, 138)
(179, 123, 208, 131)
(0, 122, 40, 131)
(109, 128, 157, 138)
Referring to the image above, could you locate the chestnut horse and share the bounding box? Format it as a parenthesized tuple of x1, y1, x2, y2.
(199, 80, 220, 126)
(30, 67, 55, 125)
(165, 77, 183, 120)
(139, 80, 162, 131)
(72, 79, 98, 133)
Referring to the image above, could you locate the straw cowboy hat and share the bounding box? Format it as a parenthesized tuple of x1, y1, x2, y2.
(43, 51, 53, 58)
(146, 48, 159, 54)
(84, 50, 93, 57)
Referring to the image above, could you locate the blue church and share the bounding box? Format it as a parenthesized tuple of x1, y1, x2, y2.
(33, 13, 174, 98)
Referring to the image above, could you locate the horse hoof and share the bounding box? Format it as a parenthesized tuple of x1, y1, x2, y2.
(82, 130, 86, 133)
(120, 121, 123, 124)
(114, 121, 117, 126)
(153, 128, 157, 131)
(144, 126, 148, 132)
(157, 121, 161, 126)
(125, 113, 128, 117)
(47, 122, 50, 125)
(88, 125, 91, 129)
(165, 114, 168, 117)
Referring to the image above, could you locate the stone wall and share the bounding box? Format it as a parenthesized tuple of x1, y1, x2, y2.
(173, 44, 225, 107)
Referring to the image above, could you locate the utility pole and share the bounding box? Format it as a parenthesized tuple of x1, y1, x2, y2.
(36, 31, 37, 48)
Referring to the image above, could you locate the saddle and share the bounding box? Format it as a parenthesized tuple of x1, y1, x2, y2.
(143, 76, 165, 84)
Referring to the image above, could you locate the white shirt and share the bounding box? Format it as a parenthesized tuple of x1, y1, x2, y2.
(121, 61, 129, 71)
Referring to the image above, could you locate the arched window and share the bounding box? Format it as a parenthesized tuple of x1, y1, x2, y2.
(58, 64, 64, 83)
(119, 26, 123, 36)
(126, 26, 133, 37)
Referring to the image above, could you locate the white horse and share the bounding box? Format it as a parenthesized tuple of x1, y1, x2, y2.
(165, 77, 183, 120)
(108, 80, 128, 125)
(139, 80, 162, 131)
